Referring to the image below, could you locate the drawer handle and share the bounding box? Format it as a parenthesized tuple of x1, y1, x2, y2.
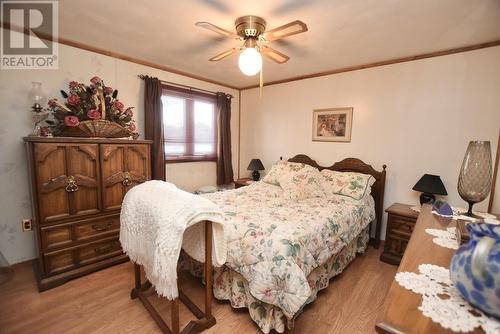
(65, 176, 79, 192)
(91, 222, 113, 232)
(122, 172, 132, 187)
(94, 243, 115, 254)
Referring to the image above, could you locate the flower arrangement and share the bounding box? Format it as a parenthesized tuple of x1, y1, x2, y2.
(46, 76, 138, 138)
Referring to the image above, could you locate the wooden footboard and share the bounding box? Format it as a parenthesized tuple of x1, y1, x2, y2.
(130, 221, 216, 334)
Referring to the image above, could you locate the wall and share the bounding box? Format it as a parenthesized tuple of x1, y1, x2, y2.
(0, 43, 239, 264)
(240, 46, 500, 239)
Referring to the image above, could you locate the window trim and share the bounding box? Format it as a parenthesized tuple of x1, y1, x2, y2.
(165, 155, 217, 163)
(162, 84, 218, 164)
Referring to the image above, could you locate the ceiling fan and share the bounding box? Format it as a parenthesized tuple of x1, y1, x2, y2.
(195, 16, 308, 76)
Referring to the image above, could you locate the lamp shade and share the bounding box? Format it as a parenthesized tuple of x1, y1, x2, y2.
(247, 159, 265, 171)
(412, 174, 448, 195)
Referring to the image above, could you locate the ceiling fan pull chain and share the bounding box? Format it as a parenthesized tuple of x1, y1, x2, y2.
(259, 62, 263, 98)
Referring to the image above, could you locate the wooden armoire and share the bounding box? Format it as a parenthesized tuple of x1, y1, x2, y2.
(24, 137, 152, 291)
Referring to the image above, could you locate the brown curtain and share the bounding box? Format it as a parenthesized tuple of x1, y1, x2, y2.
(143, 76, 165, 180)
(216, 92, 234, 185)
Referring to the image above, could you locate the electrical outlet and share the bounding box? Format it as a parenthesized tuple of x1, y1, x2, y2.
(22, 219, 32, 232)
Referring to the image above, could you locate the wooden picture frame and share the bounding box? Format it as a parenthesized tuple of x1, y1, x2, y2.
(312, 107, 353, 142)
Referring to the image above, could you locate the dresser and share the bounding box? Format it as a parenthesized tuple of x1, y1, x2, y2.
(24, 137, 152, 291)
(376, 205, 484, 334)
(380, 203, 419, 265)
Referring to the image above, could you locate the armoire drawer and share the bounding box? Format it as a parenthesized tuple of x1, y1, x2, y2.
(75, 216, 120, 242)
(40, 224, 73, 250)
(43, 236, 123, 275)
(40, 215, 120, 250)
(78, 239, 122, 266)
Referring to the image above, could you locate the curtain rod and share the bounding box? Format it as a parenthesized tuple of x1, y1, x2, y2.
(138, 75, 233, 99)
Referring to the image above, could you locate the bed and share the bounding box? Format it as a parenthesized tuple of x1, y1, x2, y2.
(180, 155, 387, 333)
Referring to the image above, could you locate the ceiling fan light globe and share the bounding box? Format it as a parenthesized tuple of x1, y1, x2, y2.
(238, 47, 262, 76)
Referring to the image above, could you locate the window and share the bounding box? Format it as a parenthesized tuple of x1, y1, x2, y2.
(162, 85, 217, 162)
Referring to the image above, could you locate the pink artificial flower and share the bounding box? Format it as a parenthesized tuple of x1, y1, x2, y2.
(113, 100, 124, 110)
(69, 81, 79, 89)
(125, 108, 134, 117)
(67, 94, 80, 106)
(90, 76, 102, 85)
(104, 86, 113, 95)
(87, 109, 101, 120)
(64, 116, 80, 127)
(48, 99, 58, 108)
(129, 122, 136, 131)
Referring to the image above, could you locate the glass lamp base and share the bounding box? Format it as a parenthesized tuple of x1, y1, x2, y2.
(31, 124, 42, 136)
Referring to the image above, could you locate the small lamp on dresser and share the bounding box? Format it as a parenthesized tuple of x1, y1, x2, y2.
(247, 159, 265, 181)
(412, 174, 448, 205)
(28, 81, 49, 136)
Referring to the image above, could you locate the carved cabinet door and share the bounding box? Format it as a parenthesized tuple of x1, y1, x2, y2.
(100, 144, 150, 211)
(34, 143, 101, 223)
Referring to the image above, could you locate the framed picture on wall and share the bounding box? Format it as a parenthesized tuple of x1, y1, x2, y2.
(312, 107, 353, 142)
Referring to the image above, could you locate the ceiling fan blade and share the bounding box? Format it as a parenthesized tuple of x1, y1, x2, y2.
(262, 20, 308, 41)
(260, 46, 290, 64)
(195, 22, 239, 39)
(209, 47, 238, 61)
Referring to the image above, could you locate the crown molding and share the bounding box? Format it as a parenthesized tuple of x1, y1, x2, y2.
(1, 22, 239, 91)
(239, 40, 500, 90)
(3, 22, 499, 91)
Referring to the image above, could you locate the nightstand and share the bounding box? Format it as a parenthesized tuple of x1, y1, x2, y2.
(234, 178, 254, 189)
(380, 203, 419, 265)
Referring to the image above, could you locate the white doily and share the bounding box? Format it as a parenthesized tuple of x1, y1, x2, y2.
(484, 218, 500, 225)
(425, 227, 459, 250)
(410, 206, 500, 224)
(453, 208, 497, 220)
(395, 264, 500, 333)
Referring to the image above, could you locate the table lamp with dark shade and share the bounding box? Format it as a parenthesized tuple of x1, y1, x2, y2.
(247, 159, 265, 181)
(412, 174, 448, 205)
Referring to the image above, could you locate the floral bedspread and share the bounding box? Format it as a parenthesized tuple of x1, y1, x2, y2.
(202, 181, 375, 320)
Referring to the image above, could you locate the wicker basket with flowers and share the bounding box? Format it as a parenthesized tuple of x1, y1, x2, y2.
(47, 76, 138, 138)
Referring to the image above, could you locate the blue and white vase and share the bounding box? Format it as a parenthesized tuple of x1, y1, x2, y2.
(450, 223, 500, 318)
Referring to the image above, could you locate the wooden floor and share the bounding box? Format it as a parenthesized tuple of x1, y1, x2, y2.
(0, 246, 397, 334)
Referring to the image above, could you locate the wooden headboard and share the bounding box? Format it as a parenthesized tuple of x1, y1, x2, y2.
(287, 154, 387, 248)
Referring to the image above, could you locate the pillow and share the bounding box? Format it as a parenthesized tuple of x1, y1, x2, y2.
(278, 168, 325, 200)
(321, 170, 375, 200)
(263, 161, 318, 186)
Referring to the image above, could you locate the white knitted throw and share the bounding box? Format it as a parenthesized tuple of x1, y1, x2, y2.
(120, 180, 227, 300)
